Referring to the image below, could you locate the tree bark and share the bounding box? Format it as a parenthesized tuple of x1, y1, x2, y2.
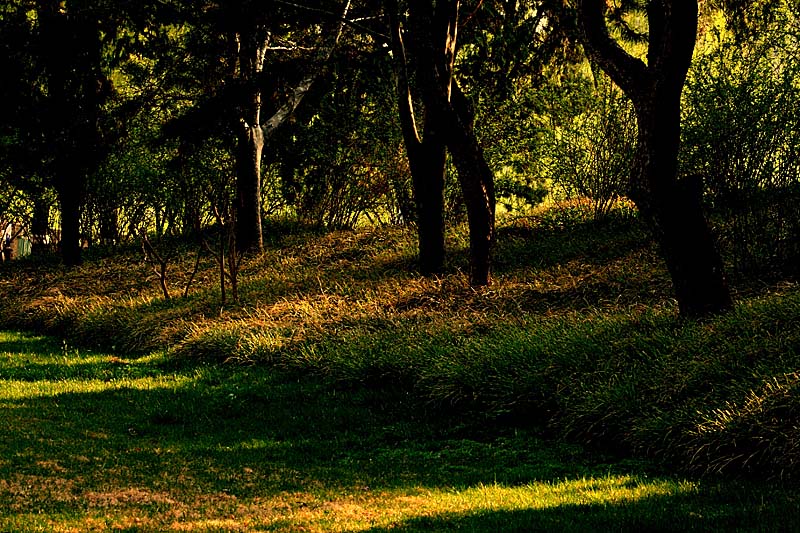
(445, 82, 496, 286)
(30, 194, 50, 256)
(578, 0, 732, 316)
(235, 124, 264, 254)
(388, 0, 446, 275)
(403, 0, 496, 285)
(58, 179, 83, 267)
(233, 28, 268, 254)
(38, 1, 106, 267)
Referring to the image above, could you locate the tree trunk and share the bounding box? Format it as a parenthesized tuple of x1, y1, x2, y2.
(38, 1, 106, 267)
(388, 0, 447, 275)
(30, 195, 50, 256)
(578, 0, 732, 316)
(401, 0, 496, 284)
(634, 99, 731, 316)
(410, 129, 447, 275)
(233, 28, 268, 254)
(236, 123, 265, 254)
(58, 178, 83, 267)
(443, 82, 496, 286)
(235, 1, 350, 253)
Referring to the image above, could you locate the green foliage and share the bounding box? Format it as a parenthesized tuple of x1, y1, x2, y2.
(682, 7, 800, 277)
(268, 50, 410, 229)
(538, 71, 636, 219)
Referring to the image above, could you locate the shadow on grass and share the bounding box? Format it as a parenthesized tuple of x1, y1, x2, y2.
(493, 214, 652, 274)
(2, 330, 799, 530)
(1, 366, 596, 496)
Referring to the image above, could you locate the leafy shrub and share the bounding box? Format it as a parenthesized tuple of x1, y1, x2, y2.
(539, 73, 636, 220)
(682, 14, 800, 277)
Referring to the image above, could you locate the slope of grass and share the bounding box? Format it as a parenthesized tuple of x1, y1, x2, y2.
(1, 211, 798, 479)
(1, 330, 799, 532)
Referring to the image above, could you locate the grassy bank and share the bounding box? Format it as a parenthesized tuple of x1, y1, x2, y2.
(1, 213, 798, 480)
(2, 330, 799, 532)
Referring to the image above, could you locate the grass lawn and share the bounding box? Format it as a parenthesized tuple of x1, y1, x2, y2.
(1, 330, 798, 532)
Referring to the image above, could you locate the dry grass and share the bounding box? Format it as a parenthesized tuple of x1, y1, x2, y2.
(2, 213, 800, 481)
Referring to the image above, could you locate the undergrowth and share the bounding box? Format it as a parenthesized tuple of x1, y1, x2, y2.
(1, 209, 798, 479)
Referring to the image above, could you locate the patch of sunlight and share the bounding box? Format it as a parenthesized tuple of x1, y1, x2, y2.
(0, 374, 195, 400)
(268, 475, 698, 532)
(3, 350, 165, 367)
(435, 475, 695, 510)
(0, 476, 700, 533)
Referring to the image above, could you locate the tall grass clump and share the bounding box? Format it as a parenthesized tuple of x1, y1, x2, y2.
(283, 289, 800, 478)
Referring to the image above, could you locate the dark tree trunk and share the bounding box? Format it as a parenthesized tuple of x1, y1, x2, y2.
(410, 130, 447, 275)
(398, 0, 496, 285)
(388, 0, 446, 275)
(235, 124, 265, 254)
(38, 1, 107, 267)
(233, 29, 268, 254)
(444, 83, 496, 286)
(578, 0, 732, 316)
(58, 178, 83, 267)
(633, 96, 731, 317)
(30, 195, 50, 256)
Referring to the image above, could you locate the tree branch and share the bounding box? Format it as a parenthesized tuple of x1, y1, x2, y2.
(388, 0, 422, 150)
(576, 0, 650, 99)
(261, 0, 352, 139)
(273, 0, 389, 43)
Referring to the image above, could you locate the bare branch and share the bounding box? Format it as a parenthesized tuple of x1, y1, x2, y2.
(273, 0, 389, 43)
(261, 0, 353, 138)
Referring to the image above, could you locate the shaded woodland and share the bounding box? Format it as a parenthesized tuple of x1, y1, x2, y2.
(2, 0, 799, 312)
(2, 0, 800, 495)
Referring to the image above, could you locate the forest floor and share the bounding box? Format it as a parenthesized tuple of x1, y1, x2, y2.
(1, 209, 799, 530)
(1, 330, 799, 532)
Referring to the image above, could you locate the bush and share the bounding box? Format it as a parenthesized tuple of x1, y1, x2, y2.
(538, 73, 636, 220)
(682, 13, 800, 277)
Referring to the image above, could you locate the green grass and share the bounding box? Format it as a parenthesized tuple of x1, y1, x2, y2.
(1, 330, 799, 532)
(0, 211, 799, 501)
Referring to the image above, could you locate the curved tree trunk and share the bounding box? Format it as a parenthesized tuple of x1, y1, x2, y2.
(403, 0, 496, 285)
(444, 82, 495, 286)
(578, 0, 732, 316)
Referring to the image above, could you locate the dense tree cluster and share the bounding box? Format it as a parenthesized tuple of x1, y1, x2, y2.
(2, 0, 799, 316)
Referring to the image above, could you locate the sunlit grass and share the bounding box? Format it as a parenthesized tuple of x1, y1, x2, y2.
(0, 477, 697, 533)
(1, 330, 799, 532)
(0, 375, 193, 400)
